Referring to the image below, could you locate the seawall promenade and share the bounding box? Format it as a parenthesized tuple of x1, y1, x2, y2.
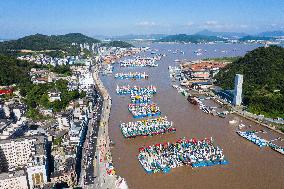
(91, 65, 128, 189)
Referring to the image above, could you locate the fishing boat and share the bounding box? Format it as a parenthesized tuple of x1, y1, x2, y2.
(229, 120, 237, 124)
(238, 123, 246, 129)
(172, 85, 179, 89)
(269, 143, 284, 155)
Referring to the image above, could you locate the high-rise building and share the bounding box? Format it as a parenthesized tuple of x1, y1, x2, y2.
(233, 74, 243, 106)
(0, 136, 47, 188)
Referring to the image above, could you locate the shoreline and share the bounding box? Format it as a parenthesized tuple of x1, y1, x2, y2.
(91, 65, 127, 189)
(209, 92, 284, 136)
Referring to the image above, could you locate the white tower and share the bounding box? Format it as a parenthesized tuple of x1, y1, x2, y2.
(233, 74, 243, 106)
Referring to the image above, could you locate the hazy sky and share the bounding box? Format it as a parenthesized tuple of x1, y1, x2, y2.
(0, 0, 283, 38)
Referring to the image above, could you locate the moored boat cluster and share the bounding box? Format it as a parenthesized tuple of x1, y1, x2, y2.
(115, 53, 175, 140)
(128, 103, 161, 118)
(115, 72, 149, 80)
(237, 130, 284, 154)
(120, 117, 176, 138)
(138, 138, 228, 174)
(120, 56, 161, 67)
(237, 130, 268, 147)
(113, 50, 230, 175)
(116, 85, 157, 95)
(130, 94, 152, 104)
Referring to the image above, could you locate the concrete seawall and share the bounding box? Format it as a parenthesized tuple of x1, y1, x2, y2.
(91, 66, 127, 189)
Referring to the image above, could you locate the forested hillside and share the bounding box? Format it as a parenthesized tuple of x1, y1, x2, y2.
(214, 46, 284, 118)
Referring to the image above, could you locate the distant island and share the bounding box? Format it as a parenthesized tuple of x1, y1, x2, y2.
(101, 40, 134, 48)
(257, 30, 284, 37)
(195, 29, 248, 38)
(0, 33, 100, 51)
(239, 35, 274, 41)
(0, 33, 133, 57)
(97, 34, 166, 41)
(157, 34, 225, 43)
(214, 46, 284, 121)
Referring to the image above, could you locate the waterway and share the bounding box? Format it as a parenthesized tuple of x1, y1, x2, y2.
(101, 43, 284, 189)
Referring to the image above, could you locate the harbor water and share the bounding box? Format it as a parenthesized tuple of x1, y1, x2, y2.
(100, 43, 284, 189)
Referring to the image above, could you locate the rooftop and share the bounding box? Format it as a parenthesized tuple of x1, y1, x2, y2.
(0, 169, 26, 180)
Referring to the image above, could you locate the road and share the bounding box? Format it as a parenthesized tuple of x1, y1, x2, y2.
(80, 92, 103, 187)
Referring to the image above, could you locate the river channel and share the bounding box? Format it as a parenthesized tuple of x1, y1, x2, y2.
(101, 43, 284, 189)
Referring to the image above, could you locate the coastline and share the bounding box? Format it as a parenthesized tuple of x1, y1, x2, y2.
(209, 92, 284, 135)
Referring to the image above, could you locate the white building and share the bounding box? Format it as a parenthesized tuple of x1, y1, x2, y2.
(233, 74, 243, 106)
(26, 165, 47, 189)
(0, 136, 47, 188)
(48, 90, 61, 102)
(77, 67, 94, 92)
(3, 105, 10, 118)
(0, 136, 46, 171)
(57, 111, 73, 130)
(0, 170, 29, 189)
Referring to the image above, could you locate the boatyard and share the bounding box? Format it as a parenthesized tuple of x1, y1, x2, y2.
(100, 43, 284, 189)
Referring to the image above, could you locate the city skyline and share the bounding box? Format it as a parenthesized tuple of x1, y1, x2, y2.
(0, 0, 284, 39)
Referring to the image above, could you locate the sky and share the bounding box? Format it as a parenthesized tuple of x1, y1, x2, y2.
(0, 0, 283, 39)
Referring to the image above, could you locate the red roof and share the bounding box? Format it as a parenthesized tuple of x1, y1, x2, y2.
(0, 89, 13, 95)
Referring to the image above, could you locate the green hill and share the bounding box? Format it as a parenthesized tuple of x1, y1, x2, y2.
(0, 54, 33, 86)
(0, 33, 100, 54)
(107, 40, 133, 48)
(214, 46, 284, 118)
(157, 34, 225, 43)
(102, 40, 134, 48)
(239, 35, 274, 41)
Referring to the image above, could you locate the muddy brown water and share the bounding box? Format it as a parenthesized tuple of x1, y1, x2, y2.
(101, 44, 284, 189)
